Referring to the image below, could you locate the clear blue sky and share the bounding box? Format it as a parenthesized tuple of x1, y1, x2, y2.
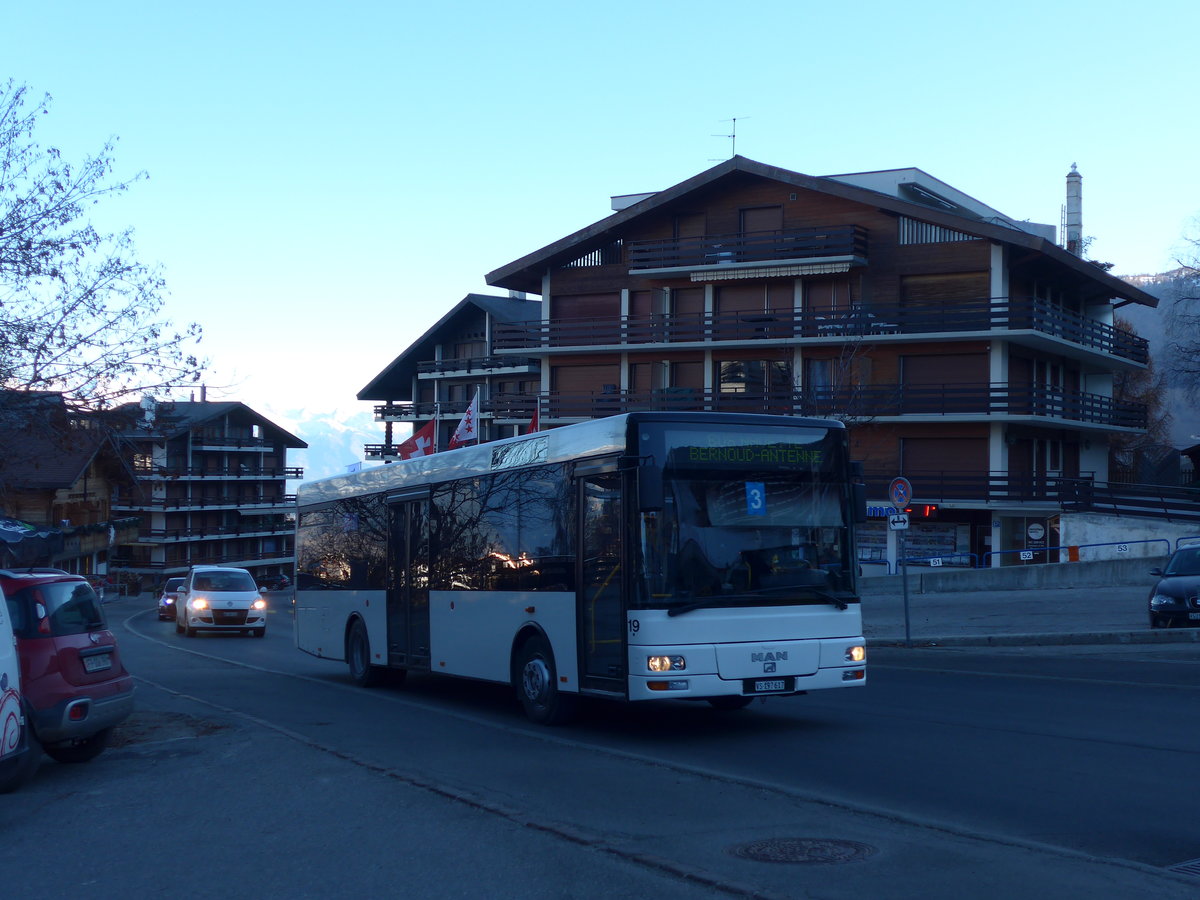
(7, 0, 1199, 425)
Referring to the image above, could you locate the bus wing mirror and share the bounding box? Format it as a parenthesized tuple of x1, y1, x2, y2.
(852, 482, 867, 524)
(637, 469, 663, 511)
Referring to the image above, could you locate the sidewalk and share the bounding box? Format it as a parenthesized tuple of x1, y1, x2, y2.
(860, 575, 1200, 647)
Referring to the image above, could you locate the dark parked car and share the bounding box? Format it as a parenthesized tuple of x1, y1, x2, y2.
(1148, 547, 1200, 628)
(0, 568, 135, 767)
(157, 577, 186, 620)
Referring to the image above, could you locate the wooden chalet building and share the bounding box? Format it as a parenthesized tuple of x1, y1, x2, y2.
(108, 400, 306, 583)
(362, 157, 1160, 568)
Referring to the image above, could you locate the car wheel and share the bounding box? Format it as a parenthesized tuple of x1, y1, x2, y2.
(184, 620, 197, 637)
(707, 696, 754, 711)
(516, 634, 576, 725)
(0, 727, 41, 792)
(252, 628, 265, 638)
(347, 619, 382, 687)
(43, 727, 111, 764)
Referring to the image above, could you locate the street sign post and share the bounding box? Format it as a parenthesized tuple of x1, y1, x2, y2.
(888, 476, 915, 647)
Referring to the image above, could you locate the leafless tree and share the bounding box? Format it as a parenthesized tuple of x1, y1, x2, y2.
(1161, 234, 1200, 400)
(0, 80, 204, 428)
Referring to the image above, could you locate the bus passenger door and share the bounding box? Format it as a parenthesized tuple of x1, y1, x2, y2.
(577, 473, 626, 692)
(388, 499, 430, 670)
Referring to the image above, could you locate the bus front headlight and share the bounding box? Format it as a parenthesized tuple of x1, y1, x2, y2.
(647, 655, 686, 672)
(845, 645, 866, 663)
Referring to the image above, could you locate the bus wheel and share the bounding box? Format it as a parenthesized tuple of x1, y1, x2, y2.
(347, 619, 382, 688)
(516, 635, 576, 726)
(707, 696, 753, 711)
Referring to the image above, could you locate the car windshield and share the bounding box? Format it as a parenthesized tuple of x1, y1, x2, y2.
(1164, 549, 1200, 577)
(6, 581, 104, 637)
(193, 571, 257, 592)
(164, 579, 185, 592)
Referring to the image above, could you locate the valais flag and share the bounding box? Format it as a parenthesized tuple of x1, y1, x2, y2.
(526, 404, 539, 435)
(397, 419, 436, 460)
(448, 389, 480, 449)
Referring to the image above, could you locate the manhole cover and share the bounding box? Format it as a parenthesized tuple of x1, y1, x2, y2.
(731, 838, 876, 865)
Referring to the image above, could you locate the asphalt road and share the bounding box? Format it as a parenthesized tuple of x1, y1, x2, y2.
(2, 593, 1197, 900)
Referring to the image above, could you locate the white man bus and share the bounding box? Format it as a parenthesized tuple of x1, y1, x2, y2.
(293, 412, 867, 725)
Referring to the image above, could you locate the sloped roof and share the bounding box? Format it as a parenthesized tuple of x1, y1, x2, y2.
(485, 155, 1159, 309)
(358, 293, 541, 400)
(112, 400, 307, 448)
(0, 426, 110, 492)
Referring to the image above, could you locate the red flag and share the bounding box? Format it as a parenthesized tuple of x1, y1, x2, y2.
(396, 419, 436, 460)
(526, 404, 539, 435)
(448, 389, 480, 449)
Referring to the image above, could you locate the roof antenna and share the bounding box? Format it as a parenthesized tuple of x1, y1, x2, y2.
(711, 116, 748, 160)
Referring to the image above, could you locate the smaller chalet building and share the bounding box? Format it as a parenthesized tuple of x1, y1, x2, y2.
(359, 293, 542, 452)
(359, 157, 1164, 568)
(0, 393, 139, 572)
(109, 400, 306, 582)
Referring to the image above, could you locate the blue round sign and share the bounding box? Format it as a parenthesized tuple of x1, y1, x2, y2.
(889, 477, 912, 507)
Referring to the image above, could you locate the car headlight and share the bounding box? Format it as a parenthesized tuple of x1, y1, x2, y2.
(191, 597, 209, 610)
(1150, 594, 1179, 608)
(252, 598, 267, 610)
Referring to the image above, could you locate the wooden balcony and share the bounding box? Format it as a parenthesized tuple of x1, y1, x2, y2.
(417, 356, 539, 376)
(491, 296, 1148, 365)
(625, 225, 868, 272)
(131, 465, 304, 480)
(112, 495, 295, 511)
(366, 384, 1144, 455)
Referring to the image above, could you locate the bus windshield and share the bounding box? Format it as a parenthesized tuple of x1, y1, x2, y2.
(635, 424, 856, 612)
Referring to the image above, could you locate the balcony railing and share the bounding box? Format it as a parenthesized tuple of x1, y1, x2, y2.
(417, 356, 539, 375)
(136, 521, 295, 543)
(862, 471, 1200, 521)
(491, 296, 1148, 364)
(625, 225, 869, 271)
(190, 433, 272, 450)
(366, 384, 1145, 452)
(131, 466, 304, 479)
(111, 495, 295, 511)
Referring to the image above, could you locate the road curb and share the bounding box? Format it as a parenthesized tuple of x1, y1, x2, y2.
(868, 629, 1200, 648)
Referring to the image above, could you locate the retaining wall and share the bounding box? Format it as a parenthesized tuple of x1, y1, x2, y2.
(859, 554, 1167, 596)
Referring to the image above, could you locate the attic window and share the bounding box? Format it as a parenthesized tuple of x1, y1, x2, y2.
(898, 217, 978, 246)
(565, 240, 624, 268)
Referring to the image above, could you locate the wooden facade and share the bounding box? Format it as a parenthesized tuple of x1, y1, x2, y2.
(363, 157, 1159, 565)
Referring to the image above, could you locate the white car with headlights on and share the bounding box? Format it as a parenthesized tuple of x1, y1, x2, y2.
(175, 566, 268, 638)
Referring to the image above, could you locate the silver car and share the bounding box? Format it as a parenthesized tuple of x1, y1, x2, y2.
(175, 566, 267, 638)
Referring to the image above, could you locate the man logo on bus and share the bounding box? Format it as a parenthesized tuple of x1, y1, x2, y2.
(752, 651, 787, 662)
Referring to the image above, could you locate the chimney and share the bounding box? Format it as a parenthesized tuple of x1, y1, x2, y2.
(1065, 163, 1082, 256)
(200, 384, 207, 402)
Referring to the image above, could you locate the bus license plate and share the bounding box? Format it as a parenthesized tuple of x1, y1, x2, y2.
(745, 677, 793, 693)
(82, 653, 112, 673)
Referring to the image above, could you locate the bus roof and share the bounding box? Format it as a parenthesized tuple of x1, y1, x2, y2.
(297, 411, 844, 508)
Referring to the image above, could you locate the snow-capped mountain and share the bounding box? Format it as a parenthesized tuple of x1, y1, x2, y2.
(261, 405, 389, 484)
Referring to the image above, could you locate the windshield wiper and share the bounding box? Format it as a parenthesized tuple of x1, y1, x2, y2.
(667, 586, 851, 616)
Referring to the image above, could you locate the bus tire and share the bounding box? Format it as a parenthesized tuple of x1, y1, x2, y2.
(516, 635, 576, 726)
(347, 619, 382, 688)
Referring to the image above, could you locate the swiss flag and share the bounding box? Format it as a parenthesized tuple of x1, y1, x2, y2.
(396, 419, 436, 460)
(448, 389, 480, 449)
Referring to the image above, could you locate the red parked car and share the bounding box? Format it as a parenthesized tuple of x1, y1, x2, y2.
(0, 568, 135, 767)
